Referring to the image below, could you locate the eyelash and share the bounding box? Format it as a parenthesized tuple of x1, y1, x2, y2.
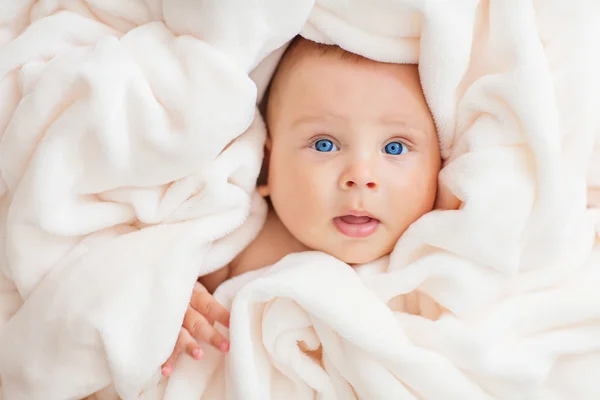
(310, 137, 339, 152)
(308, 136, 411, 155)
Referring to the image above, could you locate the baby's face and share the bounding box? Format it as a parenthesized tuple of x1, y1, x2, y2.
(266, 43, 440, 264)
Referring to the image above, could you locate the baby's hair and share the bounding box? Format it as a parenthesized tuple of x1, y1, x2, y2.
(283, 35, 363, 63)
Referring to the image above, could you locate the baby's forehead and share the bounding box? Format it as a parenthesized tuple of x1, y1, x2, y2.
(276, 37, 372, 77)
(266, 37, 430, 131)
(275, 37, 420, 86)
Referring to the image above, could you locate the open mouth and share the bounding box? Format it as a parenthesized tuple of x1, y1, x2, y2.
(333, 215, 380, 238)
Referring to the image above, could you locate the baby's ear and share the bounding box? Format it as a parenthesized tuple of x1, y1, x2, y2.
(256, 137, 271, 197)
(263, 137, 272, 169)
(265, 136, 272, 152)
(434, 179, 461, 211)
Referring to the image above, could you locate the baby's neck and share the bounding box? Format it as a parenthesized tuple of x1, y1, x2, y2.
(263, 207, 309, 254)
(227, 206, 309, 279)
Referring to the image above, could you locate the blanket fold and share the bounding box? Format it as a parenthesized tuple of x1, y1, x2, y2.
(1, 0, 599, 399)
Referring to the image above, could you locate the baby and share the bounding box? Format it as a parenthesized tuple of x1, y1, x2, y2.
(161, 36, 441, 376)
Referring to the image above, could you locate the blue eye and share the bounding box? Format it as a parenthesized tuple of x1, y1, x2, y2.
(313, 139, 338, 152)
(384, 141, 407, 155)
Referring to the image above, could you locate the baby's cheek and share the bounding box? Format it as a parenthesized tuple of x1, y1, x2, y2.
(288, 165, 335, 204)
(387, 182, 433, 228)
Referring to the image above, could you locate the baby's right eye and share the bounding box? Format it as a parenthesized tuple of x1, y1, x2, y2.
(312, 139, 339, 152)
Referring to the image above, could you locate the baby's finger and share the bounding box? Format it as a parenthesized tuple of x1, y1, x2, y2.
(161, 350, 179, 376)
(161, 328, 199, 376)
(190, 289, 230, 328)
(161, 356, 175, 377)
(194, 281, 209, 293)
(185, 338, 204, 361)
(161, 330, 185, 376)
(184, 307, 230, 353)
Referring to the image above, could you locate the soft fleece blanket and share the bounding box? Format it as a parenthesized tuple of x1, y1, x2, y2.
(1, 1, 600, 399)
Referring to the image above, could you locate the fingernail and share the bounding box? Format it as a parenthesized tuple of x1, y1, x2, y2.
(161, 366, 171, 377)
(220, 341, 230, 352)
(192, 348, 202, 360)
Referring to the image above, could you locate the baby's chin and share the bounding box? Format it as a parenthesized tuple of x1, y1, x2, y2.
(327, 246, 391, 266)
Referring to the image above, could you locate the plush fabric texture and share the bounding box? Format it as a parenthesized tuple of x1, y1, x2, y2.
(0, 1, 599, 399)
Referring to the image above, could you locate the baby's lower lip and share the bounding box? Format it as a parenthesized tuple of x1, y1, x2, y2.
(333, 215, 380, 238)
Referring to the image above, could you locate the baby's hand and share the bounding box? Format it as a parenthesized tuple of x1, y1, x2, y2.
(161, 281, 230, 377)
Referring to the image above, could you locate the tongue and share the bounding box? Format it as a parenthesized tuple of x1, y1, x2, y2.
(340, 215, 372, 224)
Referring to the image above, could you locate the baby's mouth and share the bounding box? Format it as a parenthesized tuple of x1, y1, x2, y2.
(333, 215, 380, 238)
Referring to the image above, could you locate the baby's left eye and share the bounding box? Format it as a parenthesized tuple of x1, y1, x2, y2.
(312, 139, 339, 152)
(383, 141, 408, 155)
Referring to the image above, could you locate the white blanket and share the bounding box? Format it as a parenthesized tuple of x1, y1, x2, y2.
(1, 1, 599, 399)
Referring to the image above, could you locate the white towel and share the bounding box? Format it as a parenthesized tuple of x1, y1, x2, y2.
(1, 1, 599, 399)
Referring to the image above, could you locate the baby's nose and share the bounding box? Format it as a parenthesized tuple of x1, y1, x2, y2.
(342, 178, 377, 190)
(339, 163, 378, 190)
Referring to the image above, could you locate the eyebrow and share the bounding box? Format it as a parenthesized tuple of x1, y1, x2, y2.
(290, 113, 345, 129)
(378, 115, 431, 137)
(290, 113, 430, 137)
(379, 116, 411, 127)
(378, 113, 426, 125)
